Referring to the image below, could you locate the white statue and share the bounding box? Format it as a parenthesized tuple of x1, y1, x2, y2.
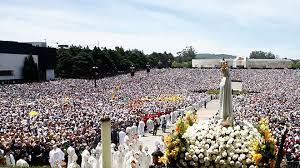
(219, 59, 233, 126)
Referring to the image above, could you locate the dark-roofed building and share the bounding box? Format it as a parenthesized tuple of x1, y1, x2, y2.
(0, 41, 56, 81)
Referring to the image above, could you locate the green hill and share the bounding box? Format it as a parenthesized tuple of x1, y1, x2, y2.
(195, 53, 236, 59)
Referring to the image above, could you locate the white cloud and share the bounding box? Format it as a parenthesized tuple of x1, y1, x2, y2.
(0, 0, 299, 59)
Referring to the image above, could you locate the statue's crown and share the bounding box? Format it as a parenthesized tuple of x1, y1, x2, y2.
(220, 59, 228, 72)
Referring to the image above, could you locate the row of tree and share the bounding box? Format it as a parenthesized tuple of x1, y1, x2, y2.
(56, 46, 195, 78)
(55, 46, 196, 78)
(23, 46, 299, 81)
(249, 51, 277, 59)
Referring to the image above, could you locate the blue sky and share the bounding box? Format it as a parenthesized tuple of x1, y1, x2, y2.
(0, 0, 299, 58)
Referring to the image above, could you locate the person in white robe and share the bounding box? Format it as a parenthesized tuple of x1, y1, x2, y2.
(131, 123, 138, 136)
(144, 147, 152, 168)
(159, 115, 165, 127)
(94, 143, 102, 168)
(67, 146, 76, 168)
(115, 145, 126, 168)
(146, 119, 154, 133)
(159, 136, 166, 152)
(119, 128, 126, 145)
(170, 112, 175, 124)
(5, 152, 15, 166)
(174, 111, 179, 119)
(165, 113, 170, 125)
(124, 143, 134, 167)
(137, 145, 147, 168)
(111, 143, 116, 168)
(87, 149, 97, 168)
(137, 120, 145, 137)
(81, 149, 91, 168)
(16, 158, 29, 167)
(126, 126, 132, 139)
(126, 152, 140, 168)
(68, 153, 80, 168)
(49, 145, 65, 168)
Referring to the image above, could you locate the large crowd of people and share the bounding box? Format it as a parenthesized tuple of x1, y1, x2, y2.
(232, 69, 300, 162)
(0, 68, 299, 167)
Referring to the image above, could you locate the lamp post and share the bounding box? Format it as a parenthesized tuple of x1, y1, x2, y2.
(158, 60, 162, 69)
(92, 66, 98, 87)
(146, 62, 150, 73)
(130, 65, 135, 77)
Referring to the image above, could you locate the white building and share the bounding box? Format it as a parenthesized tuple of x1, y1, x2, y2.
(192, 57, 292, 69)
(0, 41, 56, 81)
(0, 53, 38, 80)
(192, 59, 234, 68)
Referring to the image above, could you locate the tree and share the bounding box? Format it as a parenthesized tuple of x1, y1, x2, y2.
(22, 55, 38, 81)
(291, 60, 300, 69)
(55, 45, 178, 78)
(177, 46, 196, 60)
(249, 51, 276, 59)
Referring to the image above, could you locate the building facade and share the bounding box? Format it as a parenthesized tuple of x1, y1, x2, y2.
(192, 57, 292, 69)
(0, 41, 56, 81)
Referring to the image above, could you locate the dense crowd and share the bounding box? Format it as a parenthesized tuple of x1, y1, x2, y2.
(233, 69, 300, 161)
(0, 68, 299, 167)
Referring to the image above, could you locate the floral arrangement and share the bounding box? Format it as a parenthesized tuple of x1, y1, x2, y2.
(251, 118, 277, 167)
(181, 120, 261, 167)
(159, 111, 197, 167)
(160, 114, 279, 167)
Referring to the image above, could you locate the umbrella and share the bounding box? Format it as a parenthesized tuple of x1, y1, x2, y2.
(28, 111, 39, 117)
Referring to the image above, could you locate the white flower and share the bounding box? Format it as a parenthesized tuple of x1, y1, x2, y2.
(220, 159, 225, 164)
(235, 161, 242, 167)
(246, 158, 252, 164)
(222, 151, 227, 157)
(192, 155, 198, 162)
(204, 157, 209, 162)
(232, 154, 238, 160)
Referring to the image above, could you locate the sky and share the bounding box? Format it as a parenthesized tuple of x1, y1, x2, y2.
(0, 0, 299, 59)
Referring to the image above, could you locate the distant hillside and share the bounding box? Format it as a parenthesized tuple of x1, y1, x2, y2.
(195, 53, 236, 59)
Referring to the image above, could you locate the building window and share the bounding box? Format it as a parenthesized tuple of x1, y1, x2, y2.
(0, 70, 13, 76)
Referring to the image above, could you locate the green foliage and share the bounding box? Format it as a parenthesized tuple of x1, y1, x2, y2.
(291, 60, 300, 69)
(207, 89, 245, 95)
(249, 51, 276, 59)
(22, 55, 38, 81)
(172, 46, 196, 68)
(56, 46, 174, 78)
(195, 53, 236, 59)
(207, 89, 220, 95)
